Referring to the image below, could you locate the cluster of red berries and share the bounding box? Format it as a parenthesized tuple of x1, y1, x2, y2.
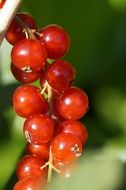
(5, 12, 89, 190)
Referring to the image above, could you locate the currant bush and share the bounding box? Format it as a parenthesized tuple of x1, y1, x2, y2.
(4, 10, 89, 190)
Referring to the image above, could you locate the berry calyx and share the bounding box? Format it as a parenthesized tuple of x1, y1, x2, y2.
(39, 24, 70, 59)
(11, 63, 41, 83)
(5, 12, 37, 45)
(51, 133, 82, 163)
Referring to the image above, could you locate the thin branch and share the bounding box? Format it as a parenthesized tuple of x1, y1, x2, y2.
(15, 16, 36, 39)
(0, 0, 23, 45)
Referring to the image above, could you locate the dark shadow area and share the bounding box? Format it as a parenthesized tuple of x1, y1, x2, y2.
(0, 83, 19, 113)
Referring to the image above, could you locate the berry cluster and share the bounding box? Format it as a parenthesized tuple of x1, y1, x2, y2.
(5, 12, 89, 190)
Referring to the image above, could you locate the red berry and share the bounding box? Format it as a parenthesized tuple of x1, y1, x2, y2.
(26, 143, 50, 161)
(39, 24, 70, 59)
(61, 120, 88, 145)
(46, 60, 76, 92)
(13, 176, 45, 190)
(56, 86, 89, 120)
(11, 39, 47, 72)
(5, 12, 37, 45)
(0, 0, 6, 8)
(13, 84, 46, 118)
(16, 155, 47, 180)
(51, 133, 82, 163)
(24, 114, 54, 144)
(11, 63, 41, 83)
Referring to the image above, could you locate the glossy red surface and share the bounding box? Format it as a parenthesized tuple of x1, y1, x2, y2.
(24, 114, 54, 144)
(56, 87, 89, 120)
(61, 120, 88, 145)
(46, 60, 76, 92)
(13, 176, 45, 190)
(16, 155, 47, 180)
(26, 143, 50, 161)
(39, 24, 70, 59)
(11, 63, 42, 83)
(13, 85, 46, 118)
(11, 39, 47, 72)
(6, 12, 37, 45)
(51, 133, 82, 163)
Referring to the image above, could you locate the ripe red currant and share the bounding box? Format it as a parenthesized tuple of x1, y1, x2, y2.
(24, 114, 54, 144)
(12, 84, 47, 118)
(26, 143, 50, 161)
(61, 120, 88, 145)
(16, 155, 47, 180)
(11, 39, 47, 72)
(5, 12, 37, 45)
(39, 24, 70, 59)
(46, 60, 76, 92)
(11, 63, 41, 83)
(13, 176, 45, 190)
(56, 86, 89, 120)
(51, 133, 82, 163)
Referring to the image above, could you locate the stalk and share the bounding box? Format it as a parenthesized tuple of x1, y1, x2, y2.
(0, 0, 23, 45)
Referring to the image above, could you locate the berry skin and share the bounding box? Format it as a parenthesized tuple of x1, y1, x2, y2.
(26, 143, 50, 161)
(0, 0, 6, 8)
(56, 86, 89, 120)
(11, 39, 47, 72)
(39, 24, 70, 59)
(13, 176, 45, 190)
(13, 84, 47, 118)
(24, 114, 54, 144)
(5, 12, 37, 45)
(61, 120, 88, 145)
(11, 63, 41, 83)
(46, 60, 76, 92)
(16, 155, 47, 180)
(51, 133, 82, 163)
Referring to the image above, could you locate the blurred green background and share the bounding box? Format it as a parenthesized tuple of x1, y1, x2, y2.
(0, 0, 126, 189)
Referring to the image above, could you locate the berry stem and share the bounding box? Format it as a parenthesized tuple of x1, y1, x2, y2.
(0, 0, 23, 45)
(47, 147, 53, 183)
(15, 15, 36, 39)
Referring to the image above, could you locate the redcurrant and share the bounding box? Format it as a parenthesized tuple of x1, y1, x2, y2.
(24, 114, 54, 144)
(51, 133, 82, 163)
(12, 84, 47, 118)
(11, 39, 47, 72)
(39, 24, 70, 59)
(16, 155, 47, 180)
(56, 86, 89, 120)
